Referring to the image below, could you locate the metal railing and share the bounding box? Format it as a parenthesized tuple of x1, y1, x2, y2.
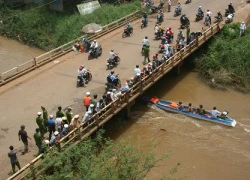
(0, 10, 142, 86)
(7, 23, 220, 180)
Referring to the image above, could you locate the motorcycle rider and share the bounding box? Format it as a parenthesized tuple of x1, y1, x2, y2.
(77, 65, 87, 87)
(109, 49, 117, 65)
(143, 12, 148, 24)
(107, 71, 118, 87)
(157, 10, 164, 23)
(90, 40, 98, 54)
(180, 14, 189, 27)
(154, 24, 159, 37)
(228, 2, 235, 14)
(125, 21, 133, 34)
(176, 2, 182, 14)
(142, 36, 150, 52)
(216, 12, 223, 21)
(197, 6, 204, 16)
(177, 30, 184, 44)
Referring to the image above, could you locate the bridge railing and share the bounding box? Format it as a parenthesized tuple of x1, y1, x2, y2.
(7, 23, 220, 180)
(0, 10, 142, 86)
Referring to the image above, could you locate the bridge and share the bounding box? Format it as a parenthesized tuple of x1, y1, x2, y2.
(6, 20, 220, 179)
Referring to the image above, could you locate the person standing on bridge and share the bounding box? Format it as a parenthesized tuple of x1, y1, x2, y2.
(18, 125, 31, 154)
(168, 0, 171, 12)
(65, 107, 73, 124)
(143, 46, 150, 65)
(41, 106, 48, 130)
(83, 92, 92, 111)
(56, 106, 64, 118)
(36, 112, 46, 137)
(91, 94, 98, 114)
(8, 145, 21, 174)
(33, 128, 42, 156)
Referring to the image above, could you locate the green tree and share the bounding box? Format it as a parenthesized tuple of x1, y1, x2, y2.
(27, 129, 173, 179)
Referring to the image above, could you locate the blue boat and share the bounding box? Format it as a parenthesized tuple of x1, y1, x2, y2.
(149, 97, 237, 127)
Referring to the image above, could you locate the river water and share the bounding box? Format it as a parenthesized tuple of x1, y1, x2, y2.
(0, 36, 44, 73)
(105, 64, 250, 180)
(1, 37, 250, 179)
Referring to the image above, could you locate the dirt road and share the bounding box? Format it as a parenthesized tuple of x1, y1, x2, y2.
(0, 0, 249, 179)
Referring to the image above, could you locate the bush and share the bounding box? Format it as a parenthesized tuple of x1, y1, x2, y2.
(28, 130, 165, 180)
(0, 1, 141, 50)
(194, 23, 250, 92)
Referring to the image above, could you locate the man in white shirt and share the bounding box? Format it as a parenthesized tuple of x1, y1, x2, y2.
(82, 111, 92, 123)
(55, 117, 62, 133)
(206, 10, 212, 25)
(109, 49, 116, 60)
(211, 107, 221, 118)
(134, 65, 141, 77)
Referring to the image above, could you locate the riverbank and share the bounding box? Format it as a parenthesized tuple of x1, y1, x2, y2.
(193, 24, 250, 92)
(0, 1, 141, 50)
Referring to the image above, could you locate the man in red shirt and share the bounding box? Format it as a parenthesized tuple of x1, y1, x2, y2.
(18, 125, 31, 155)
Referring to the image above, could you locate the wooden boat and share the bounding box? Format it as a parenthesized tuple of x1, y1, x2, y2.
(150, 97, 237, 127)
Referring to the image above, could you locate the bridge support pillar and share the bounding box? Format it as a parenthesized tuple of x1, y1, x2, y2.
(124, 100, 135, 119)
(176, 63, 181, 76)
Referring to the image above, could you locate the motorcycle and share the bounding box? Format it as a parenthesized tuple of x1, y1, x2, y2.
(106, 54, 121, 70)
(76, 70, 92, 87)
(214, 15, 223, 23)
(174, 7, 182, 17)
(155, 31, 164, 40)
(195, 12, 204, 21)
(180, 18, 190, 29)
(145, 0, 154, 8)
(122, 27, 133, 38)
(105, 74, 121, 92)
(225, 13, 234, 23)
(158, 44, 165, 53)
(149, 2, 164, 14)
(225, 8, 234, 17)
(141, 18, 148, 29)
(88, 46, 102, 60)
(185, 0, 191, 4)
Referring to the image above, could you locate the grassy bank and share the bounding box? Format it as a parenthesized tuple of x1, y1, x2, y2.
(0, 1, 141, 50)
(194, 23, 250, 92)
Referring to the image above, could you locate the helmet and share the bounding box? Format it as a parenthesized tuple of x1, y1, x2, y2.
(94, 40, 96, 42)
(49, 115, 54, 118)
(86, 92, 91, 96)
(145, 36, 148, 39)
(199, 6, 202, 8)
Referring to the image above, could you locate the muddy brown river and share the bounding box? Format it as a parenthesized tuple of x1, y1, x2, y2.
(0, 36, 44, 73)
(105, 65, 250, 180)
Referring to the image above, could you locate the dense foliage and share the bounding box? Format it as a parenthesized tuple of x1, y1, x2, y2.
(29, 130, 165, 180)
(194, 23, 250, 92)
(0, 1, 141, 50)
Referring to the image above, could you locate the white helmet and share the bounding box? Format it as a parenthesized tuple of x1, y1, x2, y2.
(199, 6, 202, 8)
(94, 40, 97, 42)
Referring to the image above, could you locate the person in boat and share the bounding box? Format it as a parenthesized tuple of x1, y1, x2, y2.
(196, 104, 205, 115)
(187, 103, 193, 112)
(220, 111, 228, 119)
(183, 103, 193, 112)
(178, 101, 183, 110)
(211, 107, 221, 118)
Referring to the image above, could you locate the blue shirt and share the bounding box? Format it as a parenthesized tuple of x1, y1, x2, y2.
(8, 151, 18, 163)
(110, 75, 116, 81)
(47, 119, 55, 126)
